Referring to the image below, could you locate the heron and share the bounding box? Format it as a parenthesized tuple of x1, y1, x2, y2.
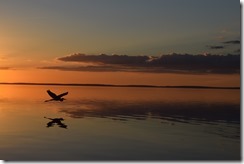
(44, 117, 67, 129)
(45, 90, 68, 102)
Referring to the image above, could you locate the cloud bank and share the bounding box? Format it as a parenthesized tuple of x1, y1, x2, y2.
(39, 53, 240, 74)
(58, 53, 149, 66)
(206, 40, 240, 51)
(0, 67, 11, 70)
(223, 40, 240, 44)
(208, 46, 225, 50)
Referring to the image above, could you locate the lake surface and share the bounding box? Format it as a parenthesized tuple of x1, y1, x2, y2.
(0, 85, 240, 161)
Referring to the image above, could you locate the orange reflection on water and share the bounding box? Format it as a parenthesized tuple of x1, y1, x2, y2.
(0, 84, 240, 104)
(0, 85, 240, 160)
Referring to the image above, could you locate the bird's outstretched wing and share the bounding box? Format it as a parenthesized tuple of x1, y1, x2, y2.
(57, 92, 68, 98)
(47, 90, 58, 99)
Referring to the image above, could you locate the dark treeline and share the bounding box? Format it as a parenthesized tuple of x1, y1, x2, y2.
(0, 82, 240, 90)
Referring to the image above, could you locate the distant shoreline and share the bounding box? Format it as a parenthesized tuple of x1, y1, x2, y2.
(0, 82, 240, 90)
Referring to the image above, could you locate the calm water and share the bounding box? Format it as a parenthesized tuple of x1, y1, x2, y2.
(0, 85, 240, 161)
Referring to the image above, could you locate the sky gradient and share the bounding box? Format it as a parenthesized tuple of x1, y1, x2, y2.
(0, 0, 241, 86)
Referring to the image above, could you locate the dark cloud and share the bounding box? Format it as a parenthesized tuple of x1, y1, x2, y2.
(0, 67, 11, 70)
(39, 65, 199, 74)
(208, 46, 225, 49)
(147, 53, 240, 74)
(39, 53, 240, 74)
(58, 53, 149, 66)
(234, 49, 240, 53)
(223, 40, 240, 44)
(39, 65, 129, 72)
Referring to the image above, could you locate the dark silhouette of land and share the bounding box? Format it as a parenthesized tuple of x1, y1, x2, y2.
(0, 82, 240, 90)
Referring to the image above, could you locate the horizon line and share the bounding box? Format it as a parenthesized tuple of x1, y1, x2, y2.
(0, 82, 240, 90)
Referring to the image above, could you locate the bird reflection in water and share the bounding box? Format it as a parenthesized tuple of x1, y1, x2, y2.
(44, 117, 68, 129)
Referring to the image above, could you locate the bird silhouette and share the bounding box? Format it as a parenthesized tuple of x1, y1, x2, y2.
(44, 117, 67, 129)
(45, 90, 68, 102)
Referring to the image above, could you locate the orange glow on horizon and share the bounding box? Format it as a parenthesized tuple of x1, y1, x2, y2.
(0, 69, 240, 87)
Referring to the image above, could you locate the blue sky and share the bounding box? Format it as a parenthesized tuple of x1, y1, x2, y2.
(0, 0, 240, 60)
(0, 0, 241, 85)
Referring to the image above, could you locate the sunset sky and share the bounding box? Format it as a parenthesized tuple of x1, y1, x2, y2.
(0, 0, 240, 86)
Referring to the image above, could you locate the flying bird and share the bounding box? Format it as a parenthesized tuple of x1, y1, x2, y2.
(45, 90, 68, 102)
